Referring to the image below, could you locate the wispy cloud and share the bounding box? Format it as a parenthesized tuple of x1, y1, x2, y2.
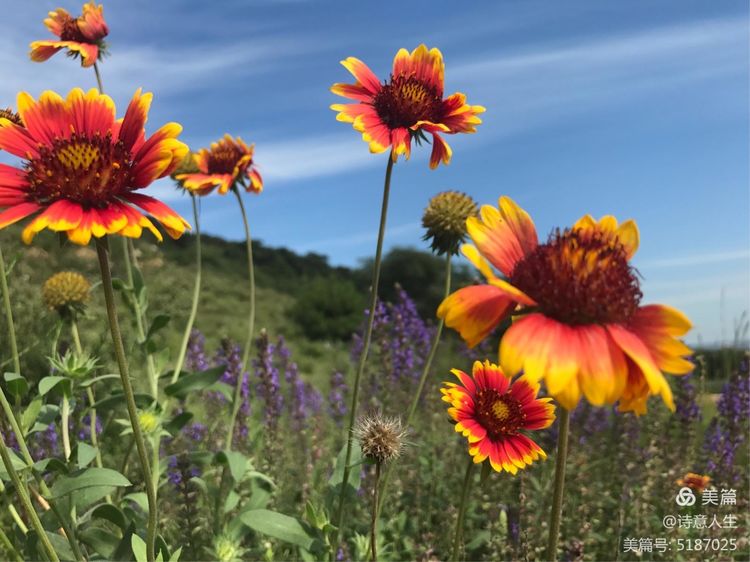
(255, 134, 380, 182)
(450, 17, 747, 137)
(638, 249, 750, 269)
(294, 221, 421, 252)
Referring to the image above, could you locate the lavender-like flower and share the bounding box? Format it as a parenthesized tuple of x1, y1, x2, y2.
(328, 370, 348, 425)
(702, 357, 749, 485)
(351, 287, 433, 407)
(213, 339, 251, 440)
(77, 414, 103, 441)
(185, 329, 209, 372)
(254, 329, 283, 434)
(674, 372, 702, 426)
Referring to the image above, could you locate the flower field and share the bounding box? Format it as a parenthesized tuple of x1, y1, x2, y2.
(0, 3, 747, 562)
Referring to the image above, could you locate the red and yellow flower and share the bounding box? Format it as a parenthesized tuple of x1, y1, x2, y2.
(331, 44, 485, 169)
(441, 360, 555, 474)
(0, 88, 190, 245)
(30, 2, 108, 68)
(174, 134, 262, 196)
(437, 197, 694, 414)
(676, 472, 711, 493)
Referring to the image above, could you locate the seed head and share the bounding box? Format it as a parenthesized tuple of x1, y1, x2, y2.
(171, 152, 200, 185)
(353, 413, 407, 464)
(422, 190, 478, 255)
(42, 271, 91, 315)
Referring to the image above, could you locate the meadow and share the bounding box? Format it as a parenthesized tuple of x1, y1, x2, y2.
(0, 2, 748, 562)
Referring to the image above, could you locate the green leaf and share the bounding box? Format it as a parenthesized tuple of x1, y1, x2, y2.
(131, 534, 148, 562)
(0, 449, 27, 479)
(164, 411, 193, 435)
(123, 492, 148, 513)
(239, 509, 316, 551)
(79, 526, 119, 559)
(205, 381, 234, 402)
(91, 392, 156, 412)
(77, 443, 98, 469)
(146, 314, 170, 341)
(21, 397, 42, 434)
(328, 441, 362, 490)
(33, 457, 68, 475)
(45, 530, 76, 561)
(90, 504, 129, 530)
(215, 450, 247, 482)
(79, 373, 120, 388)
(164, 366, 225, 400)
(4, 372, 27, 398)
(38, 375, 69, 396)
(50, 468, 131, 498)
(169, 546, 183, 562)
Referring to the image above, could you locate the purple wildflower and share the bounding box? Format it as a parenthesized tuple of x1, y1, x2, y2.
(703, 357, 750, 484)
(185, 329, 209, 372)
(77, 414, 103, 441)
(328, 371, 348, 425)
(253, 330, 283, 434)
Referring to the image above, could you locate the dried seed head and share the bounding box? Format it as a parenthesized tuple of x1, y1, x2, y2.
(42, 271, 91, 315)
(422, 190, 478, 255)
(353, 413, 407, 464)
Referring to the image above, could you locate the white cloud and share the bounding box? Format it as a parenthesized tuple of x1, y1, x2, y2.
(449, 17, 747, 137)
(637, 249, 750, 269)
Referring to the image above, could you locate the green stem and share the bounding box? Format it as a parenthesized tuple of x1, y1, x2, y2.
(171, 194, 202, 384)
(95, 238, 157, 562)
(451, 458, 474, 562)
(69, 316, 83, 356)
(376, 253, 451, 516)
(545, 408, 570, 562)
(0, 523, 23, 562)
(125, 239, 159, 398)
(61, 393, 71, 461)
(0, 245, 20, 375)
(93, 62, 104, 94)
(333, 155, 395, 549)
(0, 387, 83, 561)
(0, 431, 59, 562)
(226, 187, 255, 450)
(370, 462, 381, 562)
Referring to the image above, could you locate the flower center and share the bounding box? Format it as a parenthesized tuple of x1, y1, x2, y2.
(475, 388, 525, 440)
(510, 229, 642, 325)
(373, 74, 442, 129)
(25, 133, 133, 208)
(206, 143, 245, 175)
(59, 16, 87, 42)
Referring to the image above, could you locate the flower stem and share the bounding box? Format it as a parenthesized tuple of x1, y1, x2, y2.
(95, 238, 158, 562)
(370, 462, 381, 562)
(545, 407, 570, 562)
(93, 62, 104, 94)
(171, 194, 202, 384)
(0, 245, 20, 375)
(226, 187, 255, 450)
(71, 316, 107, 477)
(61, 393, 72, 461)
(334, 155, 395, 549)
(0, 522, 23, 562)
(376, 253, 451, 516)
(0, 386, 84, 560)
(451, 458, 474, 562)
(0, 431, 59, 562)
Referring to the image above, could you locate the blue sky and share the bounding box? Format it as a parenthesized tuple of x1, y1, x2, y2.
(2, 0, 748, 345)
